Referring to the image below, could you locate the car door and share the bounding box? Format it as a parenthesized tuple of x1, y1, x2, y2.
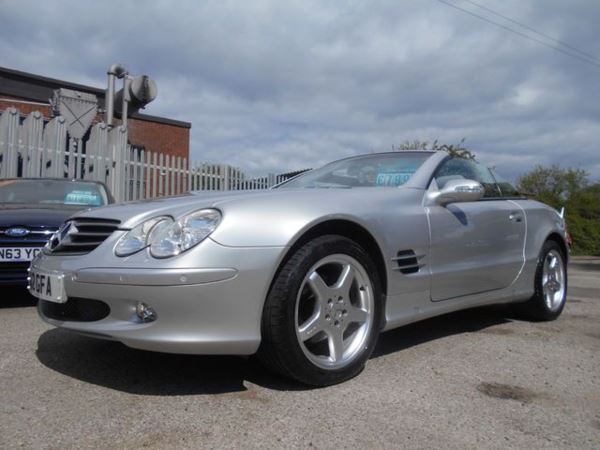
(427, 157, 525, 301)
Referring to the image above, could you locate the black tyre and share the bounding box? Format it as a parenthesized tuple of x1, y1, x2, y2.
(521, 240, 568, 321)
(258, 235, 383, 386)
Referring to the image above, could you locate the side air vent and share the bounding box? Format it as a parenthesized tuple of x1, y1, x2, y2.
(392, 250, 425, 274)
(48, 218, 121, 255)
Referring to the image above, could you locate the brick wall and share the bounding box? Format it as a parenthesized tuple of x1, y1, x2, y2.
(0, 95, 52, 118)
(0, 96, 190, 159)
(128, 117, 189, 159)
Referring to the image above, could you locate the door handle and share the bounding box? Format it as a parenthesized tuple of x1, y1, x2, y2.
(509, 212, 523, 222)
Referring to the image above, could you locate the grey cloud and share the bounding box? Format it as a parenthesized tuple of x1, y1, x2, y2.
(1, 0, 599, 180)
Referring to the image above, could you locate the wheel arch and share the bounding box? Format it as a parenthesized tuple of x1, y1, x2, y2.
(545, 232, 569, 262)
(273, 219, 388, 297)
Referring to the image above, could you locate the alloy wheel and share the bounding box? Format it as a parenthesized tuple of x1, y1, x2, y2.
(542, 249, 566, 312)
(294, 254, 374, 370)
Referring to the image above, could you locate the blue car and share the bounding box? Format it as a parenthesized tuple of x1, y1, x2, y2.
(0, 178, 112, 285)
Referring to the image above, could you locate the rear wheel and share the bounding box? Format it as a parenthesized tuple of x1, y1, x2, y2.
(521, 240, 567, 321)
(258, 235, 383, 386)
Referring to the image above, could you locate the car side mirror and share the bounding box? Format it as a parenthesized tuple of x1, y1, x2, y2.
(435, 179, 484, 206)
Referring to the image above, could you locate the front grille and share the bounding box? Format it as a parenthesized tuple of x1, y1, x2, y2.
(39, 297, 110, 322)
(0, 261, 30, 271)
(49, 218, 120, 255)
(0, 261, 30, 284)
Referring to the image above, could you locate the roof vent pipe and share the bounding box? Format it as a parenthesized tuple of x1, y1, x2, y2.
(105, 63, 128, 127)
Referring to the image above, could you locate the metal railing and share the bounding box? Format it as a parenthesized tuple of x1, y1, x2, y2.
(0, 107, 308, 202)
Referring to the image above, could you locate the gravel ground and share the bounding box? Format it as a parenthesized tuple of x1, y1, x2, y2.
(1, 259, 598, 449)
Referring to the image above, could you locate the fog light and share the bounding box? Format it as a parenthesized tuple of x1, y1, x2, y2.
(135, 302, 156, 323)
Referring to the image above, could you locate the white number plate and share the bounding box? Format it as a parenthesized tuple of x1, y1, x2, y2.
(0, 247, 42, 262)
(28, 269, 67, 303)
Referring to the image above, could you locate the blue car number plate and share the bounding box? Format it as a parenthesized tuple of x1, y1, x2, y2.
(0, 247, 41, 262)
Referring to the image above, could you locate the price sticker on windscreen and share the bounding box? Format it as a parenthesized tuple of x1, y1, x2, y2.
(65, 190, 101, 206)
(375, 172, 413, 187)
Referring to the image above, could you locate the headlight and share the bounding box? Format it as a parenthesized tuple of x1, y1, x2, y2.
(115, 216, 173, 257)
(150, 209, 221, 258)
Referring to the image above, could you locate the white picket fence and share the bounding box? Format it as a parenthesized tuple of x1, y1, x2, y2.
(0, 107, 305, 202)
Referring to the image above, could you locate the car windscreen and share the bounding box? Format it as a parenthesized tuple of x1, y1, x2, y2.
(0, 179, 108, 207)
(277, 153, 431, 189)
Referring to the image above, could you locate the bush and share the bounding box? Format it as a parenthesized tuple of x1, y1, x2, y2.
(567, 214, 600, 256)
(518, 166, 600, 256)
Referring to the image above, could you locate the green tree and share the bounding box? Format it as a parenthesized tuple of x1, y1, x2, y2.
(517, 165, 589, 209)
(517, 165, 600, 256)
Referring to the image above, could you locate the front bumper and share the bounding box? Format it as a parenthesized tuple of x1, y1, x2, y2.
(32, 238, 286, 355)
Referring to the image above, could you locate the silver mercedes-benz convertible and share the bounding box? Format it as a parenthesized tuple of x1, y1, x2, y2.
(29, 150, 568, 386)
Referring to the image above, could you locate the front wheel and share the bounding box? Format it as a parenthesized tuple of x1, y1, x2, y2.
(258, 235, 383, 386)
(521, 240, 568, 321)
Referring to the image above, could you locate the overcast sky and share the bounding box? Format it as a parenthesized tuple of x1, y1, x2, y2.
(1, 0, 599, 180)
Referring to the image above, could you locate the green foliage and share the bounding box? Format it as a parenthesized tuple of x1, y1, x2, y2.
(517, 165, 600, 256)
(395, 139, 429, 151)
(566, 214, 600, 256)
(516, 165, 589, 208)
(395, 138, 475, 159)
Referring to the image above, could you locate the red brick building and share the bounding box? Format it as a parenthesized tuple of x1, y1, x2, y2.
(0, 66, 190, 159)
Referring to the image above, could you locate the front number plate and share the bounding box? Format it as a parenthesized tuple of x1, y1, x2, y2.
(28, 269, 67, 304)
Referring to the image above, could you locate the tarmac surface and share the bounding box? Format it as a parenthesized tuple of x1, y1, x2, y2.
(1, 258, 598, 449)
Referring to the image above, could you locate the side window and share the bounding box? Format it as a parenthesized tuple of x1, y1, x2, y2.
(434, 158, 502, 198)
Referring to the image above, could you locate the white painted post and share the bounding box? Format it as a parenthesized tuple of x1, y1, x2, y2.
(152, 152, 158, 198)
(139, 150, 146, 200)
(176, 156, 182, 195)
(131, 149, 139, 201)
(45, 116, 67, 178)
(145, 151, 152, 199)
(165, 154, 171, 196)
(21, 112, 43, 177)
(158, 153, 165, 197)
(0, 108, 20, 178)
(182, 157, 188, 193)
(170, 155, 176, 195)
